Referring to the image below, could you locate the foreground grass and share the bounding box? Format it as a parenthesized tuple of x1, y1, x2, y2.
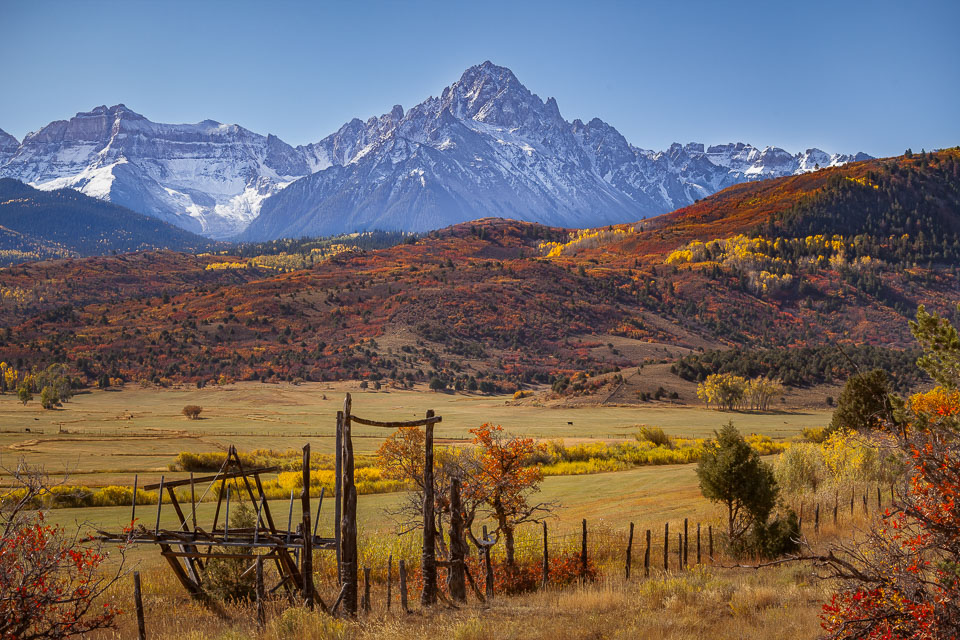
(90, 564, 827, 640)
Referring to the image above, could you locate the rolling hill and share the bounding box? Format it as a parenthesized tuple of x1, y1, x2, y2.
(0, 149, 955, 395)
(0, 179, 217, 264)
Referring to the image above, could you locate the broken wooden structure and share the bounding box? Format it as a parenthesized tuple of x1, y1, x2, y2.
(99, 393, 442, 617)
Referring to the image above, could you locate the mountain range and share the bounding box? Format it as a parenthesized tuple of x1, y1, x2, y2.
(0, 61, 870, 240)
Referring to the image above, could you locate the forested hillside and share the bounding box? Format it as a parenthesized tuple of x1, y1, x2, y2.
(0, 179, 216, 264)
(0, 150, 955, 391)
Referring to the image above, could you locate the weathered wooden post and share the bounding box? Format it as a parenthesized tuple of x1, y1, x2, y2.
(133, 571, 146, 640)
(301, 444, 314, 609)
(482, 525, 493, 600)
(708, 525, 713, 561)
(335, 411, 343, 582)
(256, 556, 265, 628)
(541, 521, 549, 588)
(398, 559, 409, 613)
(340, 395, 358, 615)
(850, 489, 854, 516)
(448, 478, 467, 603)
(625, 522, 634, 580)
(683, 518, 688, 567)
(677, 533, 682, 569)
(696, 523, 701, 565)
(877, 485, 882, 511)
(644, 529, 651, 577)
(387, 554, 393, 611)
(580, 519, 588, 577)
(814, 503, 820, 533)
(834, 493, 839, 525)
(155, 475, 164, 536)
(798, 502, 803, 531)
(421, 409, 438, 607)
(663, 522, 669, 571)
(863, 493, 869, 515)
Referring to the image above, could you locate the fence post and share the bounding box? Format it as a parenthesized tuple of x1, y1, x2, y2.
(862, 493, 868, 515)
(387, 555, 393, 611)
(663, 522, 669, 571)
(644, 529, 651, 577)
(625, 522, 634, 580)
(581, 519, 588, 577)
(301, 443, 315, 610)
(683, 518, 688, 567)
(814, 503, 820, 533)
(542, 521, 549, 588)
(398, 559, 409, 613)
(677, 533, 682, 569)
(256, 556, 265, 628)
(877, 485, 881, 511)
(363, 567, 371, 613)
(133, 571, 146, 640)
(833, 494, 838, 525)
(421, 409, 438, 607)
(850, 489, 854, 516)
(708, 525, 713, 561)
(798, 502, 803, 531)
(482, 525, 493, 600)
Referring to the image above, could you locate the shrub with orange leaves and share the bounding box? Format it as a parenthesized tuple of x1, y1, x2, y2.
(820, 305, 960, 639)
(1, 462, 123, 640)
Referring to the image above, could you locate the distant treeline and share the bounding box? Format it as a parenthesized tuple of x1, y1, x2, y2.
(231, 230, 418, 258)
(672, 345, 926, 390)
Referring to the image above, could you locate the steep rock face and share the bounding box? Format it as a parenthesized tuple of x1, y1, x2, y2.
(0, 129, 18, 166)
(245, 62, 867, 239)
(1, 63, 870, 240)
(0, 105, 307, 238)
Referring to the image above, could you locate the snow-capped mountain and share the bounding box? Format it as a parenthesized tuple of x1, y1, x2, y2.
(243, 62, 869, 239)
(0, 106, 309, 238)
(0, 62, 870, 240)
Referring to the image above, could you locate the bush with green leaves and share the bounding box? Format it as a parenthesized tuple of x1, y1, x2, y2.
(829, 369, 891, 433)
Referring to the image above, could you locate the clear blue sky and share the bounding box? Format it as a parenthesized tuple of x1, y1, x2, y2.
(2, 0, 957, 157)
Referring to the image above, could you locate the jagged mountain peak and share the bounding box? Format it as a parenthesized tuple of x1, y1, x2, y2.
(1, 62, 871, 241)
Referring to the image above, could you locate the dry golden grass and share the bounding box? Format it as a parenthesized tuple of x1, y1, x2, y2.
(89, 563, 828, 640)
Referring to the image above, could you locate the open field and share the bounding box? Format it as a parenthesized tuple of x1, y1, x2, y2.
(0, 382, 830, 490)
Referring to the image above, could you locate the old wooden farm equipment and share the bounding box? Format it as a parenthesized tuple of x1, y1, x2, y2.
(99, 393, 442, 617)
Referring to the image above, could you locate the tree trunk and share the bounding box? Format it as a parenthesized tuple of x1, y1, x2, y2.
(504, 526, 516, 566)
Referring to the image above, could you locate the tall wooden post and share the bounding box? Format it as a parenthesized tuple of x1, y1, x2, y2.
(362, 567, 371, 613)
(708, 525, 713, 561)
(340, 394, 358, 615)
(133, 571, 146, 640)
(335, 410, 343, 581)
(421, 409, 438, 607)
(815, 503, 820, 532)
(862, 493, 868, 515)
(644, 529, 651, 577)
(542, 521, 549, 588)
(833, 494, 839, 525)
(447, 478, 467, 603)
(625, 522, 634, 580)
(677, 533, 682, 569)
(877, 485, 882, 511)
(301, 444, 314, 609)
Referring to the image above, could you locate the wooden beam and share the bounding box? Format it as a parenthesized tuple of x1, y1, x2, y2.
(142, 467, 278, 490)
(350, 415, 442, 428)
